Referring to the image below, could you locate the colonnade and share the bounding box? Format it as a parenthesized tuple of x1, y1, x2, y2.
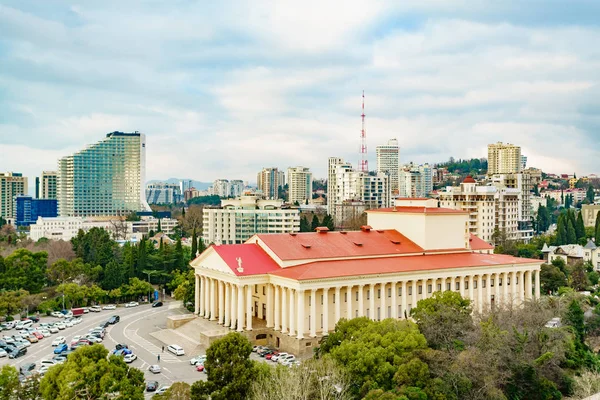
(194, 268, 541, 339)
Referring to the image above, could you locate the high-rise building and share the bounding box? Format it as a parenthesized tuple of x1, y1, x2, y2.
(257, 167, 282, 200)
(202, 194, 300, 244)
(146, 182, 182, 204)
(36, 171, 57, 200)
(398, 163, 433, 198)
(230, 180, 245, 197)
(57, 131, 151, 217)
(521, 155, 527, 171)
(376, 139, 400, 193)
(0, 172, 28, 222)
(287, 167, 313, 205)
(487, 142, 522, 175)
(489, 172, 533, 242)
(14, 195, 58, 227)
(210, 179, 231, 198)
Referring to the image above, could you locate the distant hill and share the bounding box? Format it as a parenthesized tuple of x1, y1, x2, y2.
(146, 178, 212, 190)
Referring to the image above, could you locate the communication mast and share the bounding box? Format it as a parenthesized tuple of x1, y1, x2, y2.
(359, 90, 368, 172)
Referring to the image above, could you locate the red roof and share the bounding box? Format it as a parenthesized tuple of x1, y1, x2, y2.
(270, 253, 540, 281)
(395, 197, 430, 200)
(212, 244, 281, 276)
(469, 234, 494, 250)
(256, 230, 423, 261)
(367, 207, 467, 214)
(463, 175, 476, 183)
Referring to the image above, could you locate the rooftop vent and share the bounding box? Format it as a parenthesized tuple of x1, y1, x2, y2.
(340, 231, 347, 235)
(360, 225, 372, 232)
(289, 233, 297, 237)
(376, 230, 384, 233)
(315, 227, 330, 233)
(301, 244, 311, 249)
(390, 240, 401, 245)
(353, 242, 363, 246)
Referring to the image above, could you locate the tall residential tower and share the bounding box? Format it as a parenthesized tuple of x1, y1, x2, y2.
(57, 131, 151, 217)
(0, 172, 28, 221)
(36, 171, 57, 200)
(376, 139, 400, 193)
(487, 142, 522, 175)
(287, 166, 313, 205)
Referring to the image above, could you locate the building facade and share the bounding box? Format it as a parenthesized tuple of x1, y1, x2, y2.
(36, 171, 57, 200)
(376, 139, 400, 193)
(490, 172, 533, 242)
(287, 167, 313, 205)
(202, 195, 300, 245)
(582, 204, 600, 228)
(487, 142, 522, 175)
(191, 199, 541, 355)
(146, 182, 183, 204)
(0, 172, 28, 222)
(14, 195, 58, 227)
(57, 131, 151, 217)
(398, 163, 433, 198)
(257, 168, 282, 200)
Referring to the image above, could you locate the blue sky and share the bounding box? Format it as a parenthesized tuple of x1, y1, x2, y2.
(1, 0, 599, 185)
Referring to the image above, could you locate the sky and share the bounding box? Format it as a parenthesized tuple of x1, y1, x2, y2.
(1, 0, 599, 187)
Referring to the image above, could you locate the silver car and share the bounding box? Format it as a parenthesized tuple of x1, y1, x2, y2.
(148, 364, 161, 374)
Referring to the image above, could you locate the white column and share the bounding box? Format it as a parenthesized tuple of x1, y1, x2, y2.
(518, 271, 525, 302)
(346, 285, 352, 319)
(369, 283, 375, 320)
(210, 278, 217, 321)
(310, 289, 317, 338)
(534, 270, 541, 299)
(281, 287, 288, 334)
(412, 280, 418, 311)
(322, 288, 329, 334)
(401, 281, 407, 319)
(274, 285, 280, 331)
(204, 277, 210, 318)
(468, 275, 474, 300)
(289, 289, 295, 336)
(459, 276, 465, 298)
(487, 274, 493, 308)
(297, 290, 305, 340)
(380, 283, 387, 319)
(334, 287, 341, 324)
(200, 277, 206, 318)
(218, 280, 224, 324)
(266, 284, 273, 328)
(224, 283, 231, 327)
(246, 284, 253, 330)
(237, 285, 244, 332)
(494, 273, 500, 307)
(390, 282, 397, 319)
(502, 272, 509, 304)
(195, 274, 200, 315)
(230, 284, 237, 329)
(477, 275, 483, 313)
(525, 271, 532, 300)
(511, 271, 517, 305)
(357, 284, 364, 317)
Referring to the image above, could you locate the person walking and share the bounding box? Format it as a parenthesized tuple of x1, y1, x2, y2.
(162, 345, 164, 353)
(157, 354, 161, 362)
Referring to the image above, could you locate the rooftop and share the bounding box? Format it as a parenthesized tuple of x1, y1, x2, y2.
(366, 207, 468, 214)
(212, 244, 281, 276)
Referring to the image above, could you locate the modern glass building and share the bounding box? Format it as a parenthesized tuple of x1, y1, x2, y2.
(14, 195, 58, 227)
(57, 131, 151, 217)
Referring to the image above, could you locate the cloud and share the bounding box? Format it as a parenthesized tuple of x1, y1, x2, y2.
(0, 0, 599, 187)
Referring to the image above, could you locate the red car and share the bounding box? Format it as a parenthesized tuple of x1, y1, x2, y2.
(77, 339, 92, 346)
(32, 332, 44, 340)
(265, 352, 279, 361)
(196, 364, 204, 372)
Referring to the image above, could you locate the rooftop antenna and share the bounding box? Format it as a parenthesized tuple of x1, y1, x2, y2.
(359, 91, 368, 173)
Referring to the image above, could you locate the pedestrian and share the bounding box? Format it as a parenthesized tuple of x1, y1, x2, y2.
(162, 345, 164, 353)
(158, 354, 160, 362)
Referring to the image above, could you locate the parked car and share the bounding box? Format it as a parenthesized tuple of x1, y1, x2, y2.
(103, 304, 116, 310)
(8, 347, 26, 359)
(32, 331, 44, 340)
(54, 344, 68, 354)
(146, 380, 159, 392)
(72, 317, 82, 325)
(112, 348, 132, 356)
(38, 366, 50, 376)
(278, 354, 296, 364)
(39, 360, 57, 368)
(70, 336, 82, 346)
(271, 352, 287, 362)
(99, 321, 110, 329)
(24, 315, 40, 323)
(2, 321, 16, 330)
(48, 325, 59, 334)
(38, 329, 51, 338)
(156, 386, 170, 395)
(190, 355, 207, 365)
(15, 320, 33, 330)
(52, 355, 67, 363)
(108, 316, 120, 325)
(167, 344, 185, 356)
(125, 302, 139, 308)
(64, 320, 74, 328)
(115, 343, 128, 350)
(51, 312, 64, 318)
(148, 364, 161, 374)
(0, 348, 7, 358)
(26, 335, 38, 343)
(196, 363, 205, 372)
(89, 330, 104, 339)
(265, 351, 278, 360)
(123, 353, 137, 363)
(85, 335, 102, 343)
(82, 307, 89, 314)
(89, 306, 102, 312)
(151, 301, 163, 308)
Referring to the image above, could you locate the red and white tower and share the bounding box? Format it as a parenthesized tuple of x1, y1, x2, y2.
(359, 90, 368, 172)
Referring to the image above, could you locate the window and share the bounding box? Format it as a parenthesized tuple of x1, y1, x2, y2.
(262, 287, 266, 295)
(483, 280, 486, 288)
(446, 283, 451, 291)
(309, 296, 311, 306)
(333, 294, 335, 304)
(398, 287, 402, 296)
(499, 278, 503, 286)
(366, 309, 370, 319)
(344, 292, 347, 302)
(388, 288, 391, 298)
(355, 291, 358, 301)
(474, 280, 478, 289)
(428, 284, 432, 293)
(255, 286, 258, 294)
(367, 290, 370, 300)
(377, 307, 381, 320)
(321, 295, 323, 305)
(455, 282, 460, 291)
(465, 281, 469, 290)
(408, 286, 412, 295)
(398, 305, 402, 318)
(507, 277, 511, 285)
(377, 289, 381, 299)
(437, 283, 441, 291)
(490, 279, 494, 287)
(418, 285, 422, 294)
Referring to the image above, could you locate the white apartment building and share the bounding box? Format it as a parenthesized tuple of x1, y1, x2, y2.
(287, 167, 313, 205)
(57, 131, 151, 217)
(146, 182, 182, 204)
(36, 171, 57, 200)
(230, 180, 245, 198)
(398, 163, 433, 198)
(488, 142, 522, 175)
(376, 139, 400, 194)
(0, 172, 28, 221)
(327, 158, 391, 227)
(490, 172, 533, 242)
(257, 168, 282, 200)
(202, 195, 299, 245)
(439, 176, 521, 243)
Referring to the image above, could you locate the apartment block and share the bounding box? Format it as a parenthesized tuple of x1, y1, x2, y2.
(57, 131, 151, 217)
(36, 171, 57, 200)
(0, 172, 28, 221)
(376, 139, 400, 193)
(146, 182, 183, 204)
(490, 172, 533, 242)
(202, 194, 300, 245)
(257, 168, 282, 200)
(287, 166, 313, 205)
(398, 163, 433, 198)
(487, 142, 522, 175)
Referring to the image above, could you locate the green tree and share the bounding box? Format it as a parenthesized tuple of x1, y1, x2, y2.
(566, 217, 577, 244)
(540, 264, 567, 294)
(137, 237, 147, 278)
(154, 382, 191, 400)
(1, 249, 48, 293)
(102, 260, 126, 290)
(595, 211, 600, 245)
(587, 185, 595, 203)
(71, 227, 116, 268)
(198, 237, 206, 254)
(569, 261, 589, 291)
(190, 332, 258, 400)
(556, 214, 566, 245)
(0, 365, 20, 400)
(299, 215, 310, 232)
(576, 211, 585, 242)
(323, 213, 335, 231)
(39, 344, 145, 399)
(157, 219, 162, 232)
(311, 214, 320, 231)
(191, 229, 197, 258)
(0, 290, 28, 318)
(175, 238, 185, 270)
(47, 258, 83, 285)
(411, 291, 472, 351)
(564, 299, 585, 343)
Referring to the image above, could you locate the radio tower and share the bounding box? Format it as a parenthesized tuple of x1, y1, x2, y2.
(359, 90, 368, 172)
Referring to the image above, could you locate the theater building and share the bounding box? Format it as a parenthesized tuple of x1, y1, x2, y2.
(190, 199, 541, 355)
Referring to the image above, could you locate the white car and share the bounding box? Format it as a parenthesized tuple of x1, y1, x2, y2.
(148, 364, 161, 374)
(271, 352, 287, 362)
(102, 304, 116, 310)
(16, 340, 30, 348)
(64, 320, 74, 328)
(0, 349, 7, 358)
(55, 323, 66, 330)
(278, 354, 296, 364)
(156, 386, 170, 395)
(1, 321, 16, 330)
(51, 312, 64, 318)
(52, 336, 66, 346)
(38, 330, 51, 338)
(38, 366, 49, 376)
(70, 335, 82, 345)
(72, 317, 82, 325)
(125, 302, 139, 308)
(123, 353, 137, 363)
(40, 359, 57, 367)
(190, 355, 207, 365)
(48, 326, 59, 334)
(167, 344, 185, 356)
(82, 307, 90, 314)
(89, 306, 102, 312)
(85, 335, 102, 343)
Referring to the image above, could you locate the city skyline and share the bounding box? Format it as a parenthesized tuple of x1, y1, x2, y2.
(1, 1, 600, 185)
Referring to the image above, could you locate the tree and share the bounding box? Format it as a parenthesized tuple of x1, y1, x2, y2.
(569, 261, 590, 291)
(71, 227, 116, 268)
(323, 213, 335, 231)
(0, 365, 20, 400)
(540, 264, 567, 294)
(587, 185, 595, 203)
(191, 229, 197, 258)
(155, 382, 191, 400)
(157, 219, 162, 232)
(566, 217, 577, 244)
(595, 211, 600, 245)
(576, 211, 586, 242)
(39, 344, 145, 399)
(198, 237, 206, 254)
(175, 238, 185, 270)
(102, 260, 126, 290)
(46, 258, 83, 285)
(411, 291, 472, 351)
(564, 299, 585, 343)
(1, 249, 48, 293)
(299, 215, 310, 232)
(0, 290, 28, 318)
(190, 332, 258, 400)
(311, 214, 320, 231)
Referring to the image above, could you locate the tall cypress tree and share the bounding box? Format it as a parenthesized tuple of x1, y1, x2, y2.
(300, 216, 309, 232)
(198, 237, 206, 254)
(556, 214, 565, 245)
(157, 219, 162, 232)
(566, 218, 577, 244)
(137, 238, 147, 277)
(587, 185, 595, 203)
(576, 212, 585, 242)
(191, 228, 198, 258)
(311, 214, 320, 231)
(595, 211, 600, 245)
(175, 238, 185, 270)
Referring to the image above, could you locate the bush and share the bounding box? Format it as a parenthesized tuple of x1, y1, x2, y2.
(5, 315, 13, 322)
